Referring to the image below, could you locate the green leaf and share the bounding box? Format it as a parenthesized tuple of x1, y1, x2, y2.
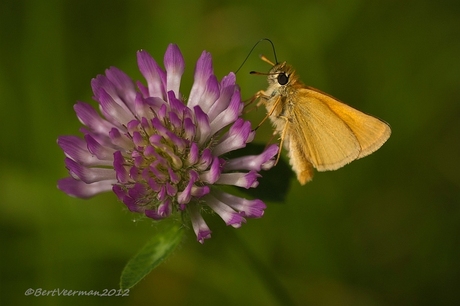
(120, 223, 184, 289)
(224, 143, 293, 203)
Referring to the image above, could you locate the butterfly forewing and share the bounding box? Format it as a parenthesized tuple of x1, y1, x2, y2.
(306, 88, 391, 158)
(290, 89, 362, 172)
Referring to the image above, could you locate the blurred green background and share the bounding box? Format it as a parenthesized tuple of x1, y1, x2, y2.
(1, 0, 459, 305)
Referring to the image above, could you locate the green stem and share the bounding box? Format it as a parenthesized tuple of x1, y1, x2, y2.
(228, 231, 296, 306)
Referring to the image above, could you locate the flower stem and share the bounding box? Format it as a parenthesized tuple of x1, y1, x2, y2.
(228, 231, 296, 306)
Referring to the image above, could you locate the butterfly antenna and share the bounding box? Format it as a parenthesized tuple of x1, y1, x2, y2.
(235, 38, 278, 74)
(264, 38, 278, 64)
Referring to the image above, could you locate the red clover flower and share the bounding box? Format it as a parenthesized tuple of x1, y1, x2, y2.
(57, 44, 278, 243)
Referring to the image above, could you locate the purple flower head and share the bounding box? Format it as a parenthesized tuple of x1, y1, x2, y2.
(58, 44, 278, 243)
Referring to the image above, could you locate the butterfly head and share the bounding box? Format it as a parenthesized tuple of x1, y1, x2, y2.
(267, 62, 298, 87)
(250, 56, 301, 95)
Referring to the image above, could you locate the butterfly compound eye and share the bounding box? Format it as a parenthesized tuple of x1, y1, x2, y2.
(277, 73, 289, 85)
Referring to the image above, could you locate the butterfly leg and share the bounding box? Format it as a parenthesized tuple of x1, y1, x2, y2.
(274, 115, 289, 165)
(254, 95, 281, 131)
(244, 90, 267, 110)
